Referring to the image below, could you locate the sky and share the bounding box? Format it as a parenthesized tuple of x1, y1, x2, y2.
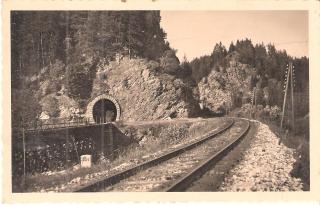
(160, 11, 308, 61)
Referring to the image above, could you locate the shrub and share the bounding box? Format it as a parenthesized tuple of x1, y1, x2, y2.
(240, 103, 253, 118)
(66, 68, 92, 100)
(147, 60, 160, 73)
(270, 105, 281, 121)
(41, 95, 60, 118)
(160, 50, 180, 75)
(49, 60, 65, 80)
(42, 80, 60, 96)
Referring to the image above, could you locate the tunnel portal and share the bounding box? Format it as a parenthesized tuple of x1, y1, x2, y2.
(86, 94, 121, 123)
(92, 99, 117, 123)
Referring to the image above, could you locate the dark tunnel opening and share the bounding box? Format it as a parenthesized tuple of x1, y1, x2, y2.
(92, 99, 117, 123)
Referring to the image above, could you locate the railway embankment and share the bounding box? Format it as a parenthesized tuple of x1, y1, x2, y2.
(25, 118, 223, 192)
(219, 122, 304, 191)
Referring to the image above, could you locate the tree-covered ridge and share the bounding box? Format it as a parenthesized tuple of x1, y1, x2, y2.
(11, 11, 309, 126)
(11, 11, 172, 127)
(11, 11, 170, 86)
(188, 39, 308, 88)
(184, 39, 308, 118)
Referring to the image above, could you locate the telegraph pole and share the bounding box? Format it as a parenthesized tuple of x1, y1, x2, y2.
(65, 11, 71, 168)
(291, 63, 295, 132)
(251, 87, 256, 119)
(19, 54, 26, 187)
(280, 62, 295, 131)
(280, 63, 291, 129)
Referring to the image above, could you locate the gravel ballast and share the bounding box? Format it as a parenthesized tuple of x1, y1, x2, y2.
(219, 122, 303, 192)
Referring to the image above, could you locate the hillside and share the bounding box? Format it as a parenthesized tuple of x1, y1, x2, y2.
(13, 44, 309, 125)
(197, 52, 254, 113)
(11, 11, 173, 126)
(11, 11, 309, 126)
(186, 40, 309, 120)
(90, 57, 200, 121)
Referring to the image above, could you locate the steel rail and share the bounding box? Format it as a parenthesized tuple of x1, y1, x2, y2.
(164, 120, 250, 192)
(74, 119, 234, 192)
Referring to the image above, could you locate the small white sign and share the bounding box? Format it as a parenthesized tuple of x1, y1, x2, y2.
(80, 155, 92, 168)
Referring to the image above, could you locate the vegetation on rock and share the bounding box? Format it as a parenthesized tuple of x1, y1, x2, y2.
(11, 12, 308, 130)
(11, 11, 171, 126)
(91, 57, 200, 121)
(184, 39, 308, 121)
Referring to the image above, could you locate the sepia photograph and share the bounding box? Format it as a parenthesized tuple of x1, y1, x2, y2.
(9, 9, 310, 193)
(3, 0, 318, 200)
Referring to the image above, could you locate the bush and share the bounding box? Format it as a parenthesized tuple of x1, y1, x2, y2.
(66, 67, 93, 100)
(147, 60, 160, 73)
(291, 140, 309, 189)
(44, 81, 60, 95)
(240, 103, 253, 118)
(270, 105, 281, 121)
(160, 50, 180, 75)
(41, 95, 60, 118)
(49, 60, 65, 80)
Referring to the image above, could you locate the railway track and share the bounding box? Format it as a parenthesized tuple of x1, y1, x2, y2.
(74, 118, 250, 192)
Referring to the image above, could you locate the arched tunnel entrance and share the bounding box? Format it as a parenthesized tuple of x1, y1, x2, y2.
(92, 99, 117, 123)
(86, 94, 121, 123)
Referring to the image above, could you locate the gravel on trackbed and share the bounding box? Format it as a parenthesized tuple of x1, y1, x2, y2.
(219, 121, 303, 192)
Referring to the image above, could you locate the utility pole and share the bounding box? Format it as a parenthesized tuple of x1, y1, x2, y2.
(19, 54, 26, 187)
(280, 63, 290, 129)
(254, 87, 257, 119)
(291, 63, 295, 132)
(280, 62, 295, 130)
(251, 87, 255, 119)
(65, 11, 71, 169)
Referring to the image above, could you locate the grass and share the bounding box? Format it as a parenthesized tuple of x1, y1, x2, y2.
(19, 118, 222, 192)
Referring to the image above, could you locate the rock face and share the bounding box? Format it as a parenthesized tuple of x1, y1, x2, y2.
(56, 95, 81, 118)
(198, 70, 231, 112)
(39, 94, 81, 119)
(90, 57, 200, 121)
(197, 58, 254, 113)
(219, 122, 303, 191)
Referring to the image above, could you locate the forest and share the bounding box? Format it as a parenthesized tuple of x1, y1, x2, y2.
(10, 11, 310, 191)
(11, 11, 170, 83)
(184, 40, 309, 114)
(11, 11, 171, 126)
(11, 11, 309, 128)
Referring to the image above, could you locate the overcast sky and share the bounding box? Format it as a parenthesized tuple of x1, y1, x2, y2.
(160, 11, 308, 61)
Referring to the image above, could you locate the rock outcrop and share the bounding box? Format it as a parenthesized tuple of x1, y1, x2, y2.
(197, 55, 255, 113)
(198, 70, 231, 112)
(90, 57, 200, 121)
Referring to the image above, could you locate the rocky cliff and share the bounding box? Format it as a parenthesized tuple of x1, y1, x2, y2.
(91, 57, 200, 121)
(197, 52, 255, 113)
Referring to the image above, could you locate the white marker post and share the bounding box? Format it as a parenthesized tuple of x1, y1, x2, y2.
(80, 155, 92, 168)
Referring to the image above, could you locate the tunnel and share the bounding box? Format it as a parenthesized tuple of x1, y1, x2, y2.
(86, 94, 121, 123)
(92, 99, 117, 123)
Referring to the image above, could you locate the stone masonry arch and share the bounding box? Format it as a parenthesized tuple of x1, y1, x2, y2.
(86, 94, 121, 123)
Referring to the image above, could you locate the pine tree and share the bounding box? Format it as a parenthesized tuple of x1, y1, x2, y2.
(142, 11, 169, 60)
(127, 11, 146, 58)
(235, 38, 255, 65)
(228, 41, 236, 53)
(254, 43, 267, 75)
(212, 42, 227, 67)
(180, 54, 192, 77)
